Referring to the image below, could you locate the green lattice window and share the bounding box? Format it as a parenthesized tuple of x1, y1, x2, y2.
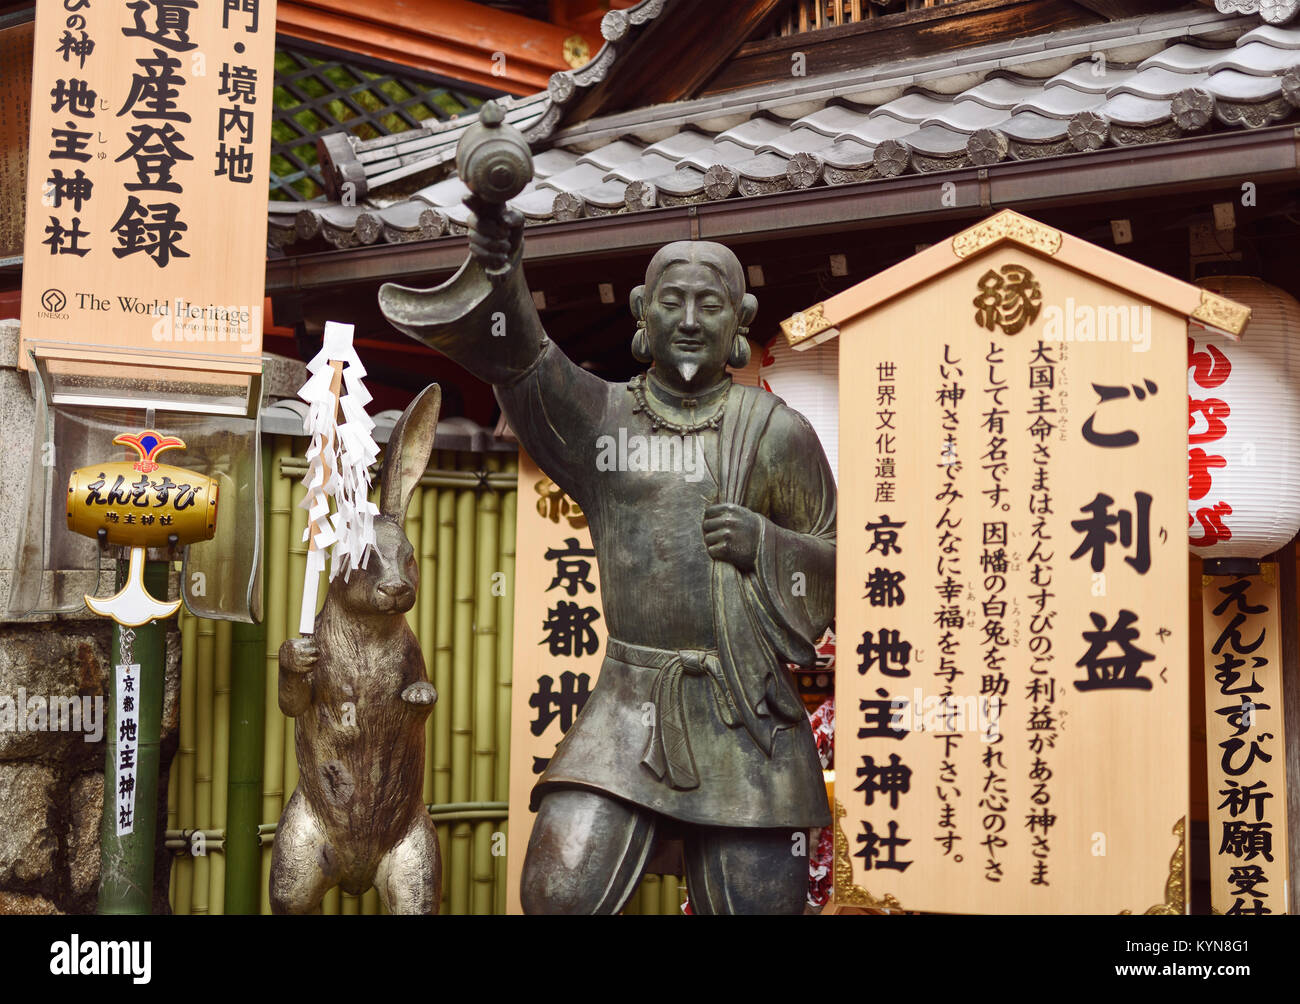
(271, 44, 490, 201)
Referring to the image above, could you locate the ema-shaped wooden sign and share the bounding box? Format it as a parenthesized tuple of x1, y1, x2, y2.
(782, 209, 1251, 915)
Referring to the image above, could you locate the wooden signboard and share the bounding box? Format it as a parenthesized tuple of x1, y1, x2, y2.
(0, 20, 34, 261)
(19, 0, 276, 377)
(783, 210, 1250, 914)
(1202, 570, 1290, 915)
(504, 450, 605, 914)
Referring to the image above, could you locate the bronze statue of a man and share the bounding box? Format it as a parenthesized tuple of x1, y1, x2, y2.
(381, 203, 835, 915)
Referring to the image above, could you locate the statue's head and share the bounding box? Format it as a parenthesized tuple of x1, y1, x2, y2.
(630, 241, 757, 391)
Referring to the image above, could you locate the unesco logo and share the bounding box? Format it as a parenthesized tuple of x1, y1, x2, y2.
(41, 288, 67, 313)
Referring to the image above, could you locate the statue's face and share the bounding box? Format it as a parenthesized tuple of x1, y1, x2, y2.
(645, 262, 735, 389)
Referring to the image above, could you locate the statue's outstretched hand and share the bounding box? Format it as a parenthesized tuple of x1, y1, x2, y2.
(467, 196, 524, 273)
(703, 503, 761, 572)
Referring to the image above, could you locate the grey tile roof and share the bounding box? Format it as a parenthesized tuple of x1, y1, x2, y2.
(271, 9, 1300, 250)
(305, 0, 671, 204)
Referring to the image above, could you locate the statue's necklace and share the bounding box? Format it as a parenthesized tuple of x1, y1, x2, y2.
(629, 372, 730, 434)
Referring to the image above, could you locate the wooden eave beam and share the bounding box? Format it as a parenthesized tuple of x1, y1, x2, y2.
(564, 0, 789, 121)
(702, 0, 1118, 95)
(277, 0, 603, 94)
(1066, 0, 1194, 16)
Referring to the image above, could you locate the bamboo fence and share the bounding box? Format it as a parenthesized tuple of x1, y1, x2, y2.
(165, 435, 683, 914)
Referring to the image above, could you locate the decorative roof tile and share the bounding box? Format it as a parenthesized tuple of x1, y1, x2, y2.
(642, 128, 719, 159)
(676, 139, 762, 172)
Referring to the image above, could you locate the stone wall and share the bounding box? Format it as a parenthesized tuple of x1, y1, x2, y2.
(0, 623, 180, 914)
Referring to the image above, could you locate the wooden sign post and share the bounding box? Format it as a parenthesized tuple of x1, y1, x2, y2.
(1201, 569, 1291, 915)
(783, 209, 1251, 914)
(504, 451, 605, 913)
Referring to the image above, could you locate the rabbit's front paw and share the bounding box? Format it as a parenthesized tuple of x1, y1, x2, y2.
(281, 637, 320, 675)
(401, 681, 437, 706)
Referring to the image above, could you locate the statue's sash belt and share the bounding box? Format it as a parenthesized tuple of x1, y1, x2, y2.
(606, 637, 741, 792)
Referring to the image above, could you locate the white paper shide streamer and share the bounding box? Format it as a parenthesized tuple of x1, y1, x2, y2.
(297, 321, 381, 634)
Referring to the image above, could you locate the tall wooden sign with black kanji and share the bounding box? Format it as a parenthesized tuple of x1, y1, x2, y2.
(783, 210, 1251, 914)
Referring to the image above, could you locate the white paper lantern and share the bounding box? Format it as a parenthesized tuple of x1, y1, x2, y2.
(1188, 275, 1300, 559)
(759, 336, 839, 484)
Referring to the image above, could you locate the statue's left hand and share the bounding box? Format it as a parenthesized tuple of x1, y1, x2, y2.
(467, 196, 524, 273)
(703, 503, 761, 572)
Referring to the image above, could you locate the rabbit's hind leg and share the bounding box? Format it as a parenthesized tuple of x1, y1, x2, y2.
(270, 788, 337, 914)
(374, 811, 441, 915)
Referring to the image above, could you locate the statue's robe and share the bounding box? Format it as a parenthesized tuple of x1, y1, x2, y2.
(383, 257, 835, 829)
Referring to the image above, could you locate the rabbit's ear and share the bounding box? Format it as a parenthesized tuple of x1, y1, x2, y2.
(380, 383, 442, 519)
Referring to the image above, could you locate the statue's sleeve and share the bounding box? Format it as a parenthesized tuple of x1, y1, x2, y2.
(380, 256, 610, 505)
(749, 405, 837, 664)
(494, 338, 611, 508)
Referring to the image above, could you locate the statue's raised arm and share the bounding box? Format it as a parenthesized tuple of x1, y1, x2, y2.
(378, 103, 610, 501)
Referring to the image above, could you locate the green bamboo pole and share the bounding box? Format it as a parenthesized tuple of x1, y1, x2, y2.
(425, 809, 508, 823)
(322, 886, 340, 915)
(284, 474, 310, 812)
(470, 456, 500, 914)
(434, 452, 454, 808)
(98, 560, 170, 914)
(641, 873, 661, 915)
(167, 754, 178, 831)
(404, 486, 423, 638)
(278, 462, 517, 493)
(662, 873, 682, 915)
(361, 887, 379, 915)
(495, 469, 518, 793)
(449, 454, 477, 914)
(261, 436, 293, 914)
(470, 822, 490, 915)
(174, 603, 197, 915)
(418, 486, 437, 807)
(434, 452, 456, 908)
(341, 891, 359, 915)
(226, 439, 268, 916)
(191, 614, 215, 915)
(495, 470, 517, 916)
(210, 619, 231, 915)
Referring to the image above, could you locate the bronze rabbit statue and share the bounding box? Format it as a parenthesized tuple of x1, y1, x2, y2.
(270, 384, 442, 914)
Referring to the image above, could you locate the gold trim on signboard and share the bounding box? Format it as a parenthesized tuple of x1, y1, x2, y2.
(951, 210, 1063, 259)
(1191, 289, 1251, 337)
(1204, 565, 1277, 586)
(781, 302, 836, 347)
(1120, 817, 1186, 916)
(830, 799, 904, 912)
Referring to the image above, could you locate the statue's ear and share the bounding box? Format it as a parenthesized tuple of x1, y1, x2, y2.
(380, 383, 442, 519)
(738, 292, 758, 329)
(630, 284, 647, 321)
